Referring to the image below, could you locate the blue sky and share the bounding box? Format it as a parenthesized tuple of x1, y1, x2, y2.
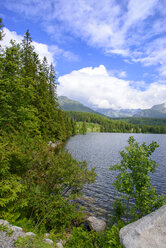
(1, 0, 166, 109)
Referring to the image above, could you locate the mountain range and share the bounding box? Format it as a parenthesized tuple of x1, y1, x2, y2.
(134, 103, 166, 118)
(58, 96, 166, 119)
(58, 96, 97, 114)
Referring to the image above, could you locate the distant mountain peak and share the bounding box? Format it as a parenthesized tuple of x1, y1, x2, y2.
(58, 96, 166, 119)
(58, 96, 97, 114)
(151, 103, 166, 111)
(134, 103, 166, 118)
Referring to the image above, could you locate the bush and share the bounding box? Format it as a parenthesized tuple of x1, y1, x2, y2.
(0, 130, 96, 232)
(110, 136, 165, 223)
(65, 222, 123, 248)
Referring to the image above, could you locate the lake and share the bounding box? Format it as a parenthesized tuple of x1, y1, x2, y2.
(65, 133, 166, 219)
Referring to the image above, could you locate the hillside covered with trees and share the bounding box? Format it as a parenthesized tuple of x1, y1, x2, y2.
(0, 25, 96, 235)
(67, 111, 166, 134)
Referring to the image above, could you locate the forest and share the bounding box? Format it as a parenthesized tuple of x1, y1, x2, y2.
(0, 25, 96, 237)
(67, 111, 166, 134)
(113, 117, 166, 127)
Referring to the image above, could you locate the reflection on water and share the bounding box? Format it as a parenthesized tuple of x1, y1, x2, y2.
(65, 133, 166, 218)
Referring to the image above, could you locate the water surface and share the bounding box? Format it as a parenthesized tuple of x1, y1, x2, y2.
(65, 133, 166, 218)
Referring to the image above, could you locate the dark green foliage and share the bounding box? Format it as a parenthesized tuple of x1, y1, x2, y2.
(0, 18, 4, 40)
(0, 30, 95, 234)
(0, 31, 75, 140)
(110, 137, 165, 223)
(81, 121, 87, 134)
(67, 111, 166, 134)
(0, 129, 96, 230)
(114, 117, 166, 126)
(65, 222, 123, 248)
(113, 117, 166, 133)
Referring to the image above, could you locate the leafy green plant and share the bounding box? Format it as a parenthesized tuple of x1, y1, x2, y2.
(110, 136, 165, 222)
(7, 229, 14, 236)
(0, 224, 8, 232)
(15, 236, 55, 248)
(65, 223, 123, 248)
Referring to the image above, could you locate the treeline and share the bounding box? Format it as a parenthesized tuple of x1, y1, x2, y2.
(67, 111, 166, 134)
(0, 27, 95, 234)
(113, 117, 166, 126)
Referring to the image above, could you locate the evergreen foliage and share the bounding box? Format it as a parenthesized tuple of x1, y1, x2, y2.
(0, 29, 95, 233)
(67, 111, 166, 134)
(81, 121, 87, 134)
(0, 32, 75, 140)
(0, 18, 4, 40)
(114, 117, 166, 126)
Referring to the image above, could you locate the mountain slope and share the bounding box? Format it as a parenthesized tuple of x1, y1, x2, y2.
(58, 96, 97, 113)
(96, 108, 140, 118)
(134, 103, 166, 118)
(59, 96, 141, 117)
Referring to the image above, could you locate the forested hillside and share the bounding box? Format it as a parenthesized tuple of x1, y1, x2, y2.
(0, 27, 95, 234)
(113, 117, 166, 126)
(67, 111, 166, 134)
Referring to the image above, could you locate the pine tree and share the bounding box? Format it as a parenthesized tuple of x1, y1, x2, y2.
(82, 121, 87, 134)
(0, 18, 4, 40)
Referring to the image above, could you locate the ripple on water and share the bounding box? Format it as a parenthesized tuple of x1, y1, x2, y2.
(65, 133, 166, 217)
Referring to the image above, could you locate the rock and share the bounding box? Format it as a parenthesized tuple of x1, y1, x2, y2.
(43, 238, 54, 245)
(87, 216, 106, 232)
(119, 205, 166, 248)
(56, 242, 63, 248)
(0, 220, 10, 228)
(48, 141, 62, 148)
(44, 233, 50, 238)
(25, 232, 36, 237)
(10, 226, 23, 232)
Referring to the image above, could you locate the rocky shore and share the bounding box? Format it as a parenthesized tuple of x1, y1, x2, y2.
(0, 216, 106, 248)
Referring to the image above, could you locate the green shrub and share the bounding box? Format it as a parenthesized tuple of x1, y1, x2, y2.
(65, 223, 123, 248)
(15, 236, 56, 248)
(110, 136, 166, 223)
(0, 130, 96, 232)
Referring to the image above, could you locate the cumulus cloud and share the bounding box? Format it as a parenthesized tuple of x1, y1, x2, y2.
(1, 28, 77, 64)
(58, 65, 166, 109)
(1, 28, 55, 64)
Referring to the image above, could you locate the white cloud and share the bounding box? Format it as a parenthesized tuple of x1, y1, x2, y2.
(1, 28, 54, 64)
(1, 28, 23, 45)
(3, 0, 166, 77)
(132, 36, 166, 77)
(49, 45, 78, 62)
(118, 71, 127, 78)
(4, 0, 161, 51)
(58, 65, 166, 109)
(1, 28, 78, 64)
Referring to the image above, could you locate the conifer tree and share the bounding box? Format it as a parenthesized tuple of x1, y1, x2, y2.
(0, 18, 4, 40)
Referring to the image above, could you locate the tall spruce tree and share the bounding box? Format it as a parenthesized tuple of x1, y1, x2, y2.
(0, 18, 4, 40)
